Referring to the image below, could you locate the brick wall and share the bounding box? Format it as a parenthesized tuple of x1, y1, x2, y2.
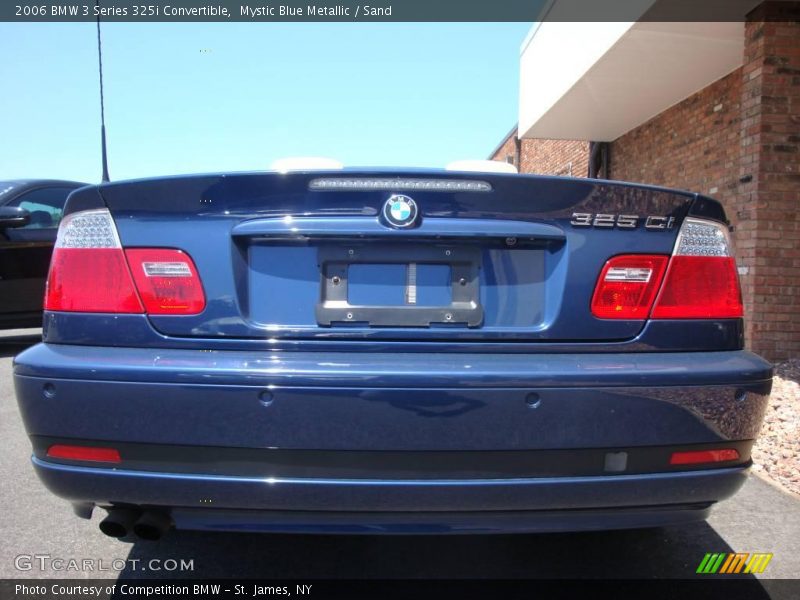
(491, 131, 519, 168)
(608, 68, 743, 216)
(490, 2, 799, 360)
(490, 132, 589, 177)
(519, 139, 590, 176)
(737, 2, 800, 359)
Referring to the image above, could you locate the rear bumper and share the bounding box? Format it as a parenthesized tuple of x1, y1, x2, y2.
(171, 505, 716, 534)
(33, 457, 745, 533)
(14, 344, 772, 533)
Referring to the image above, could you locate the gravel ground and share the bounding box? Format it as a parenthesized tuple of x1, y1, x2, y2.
(752, 359, 800, 497)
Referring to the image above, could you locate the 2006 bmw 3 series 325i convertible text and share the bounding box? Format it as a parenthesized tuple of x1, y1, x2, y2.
(13, 169, 773, 540)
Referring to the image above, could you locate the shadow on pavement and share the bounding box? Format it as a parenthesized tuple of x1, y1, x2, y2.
(0, 332, 41, 358)
(118, 522, 765, 587)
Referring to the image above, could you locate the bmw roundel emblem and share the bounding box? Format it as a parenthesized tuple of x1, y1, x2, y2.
(382, 194, 419, 228)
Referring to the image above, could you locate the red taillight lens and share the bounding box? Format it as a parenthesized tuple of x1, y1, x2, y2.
(45, 249, 144, 313)
(591, 255, 669, 319)
(651, 256, 743, 319)
(46, 445, 121, 463)
(125, 249, 205, 315)
(669, 448, 740, 465)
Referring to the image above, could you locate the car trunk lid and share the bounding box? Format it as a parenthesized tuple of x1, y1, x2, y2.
(99, 171, 695, 342)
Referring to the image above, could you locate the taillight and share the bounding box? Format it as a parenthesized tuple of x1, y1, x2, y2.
(651, 218, 743, 319)
(590, 218, 743, 320)
(44, 209, 144, 313)
(45, 208, 205, 315)
(590, 255, 669, 319)
(125, 248, 205, 315)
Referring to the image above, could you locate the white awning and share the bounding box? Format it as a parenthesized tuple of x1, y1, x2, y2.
(518, 1, 758, 141)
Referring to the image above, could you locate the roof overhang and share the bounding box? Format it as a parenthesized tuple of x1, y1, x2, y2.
(518, 0, 761, 141)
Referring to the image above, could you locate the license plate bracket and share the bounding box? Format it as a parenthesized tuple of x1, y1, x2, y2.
(315, 244, 483, 327)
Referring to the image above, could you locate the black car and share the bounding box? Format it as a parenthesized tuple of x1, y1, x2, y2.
(0, 180, 87, 329)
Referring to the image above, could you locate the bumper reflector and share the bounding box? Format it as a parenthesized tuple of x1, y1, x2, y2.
(669, 448, 740, 466)
(46, 445, 121, 464)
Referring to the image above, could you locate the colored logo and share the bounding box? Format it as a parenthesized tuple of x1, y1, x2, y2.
(383, 195, 418, 228)
(696, 552, 773, 574)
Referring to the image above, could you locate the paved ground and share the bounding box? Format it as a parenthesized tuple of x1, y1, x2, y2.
(2, 330, 799, 590)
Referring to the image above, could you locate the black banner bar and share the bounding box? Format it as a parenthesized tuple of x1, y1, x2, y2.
(3, 0, 799, 23)
(2, 579, 800, 600)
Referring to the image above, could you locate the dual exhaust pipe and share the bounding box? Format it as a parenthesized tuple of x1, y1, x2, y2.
(99, 508, 171, 540)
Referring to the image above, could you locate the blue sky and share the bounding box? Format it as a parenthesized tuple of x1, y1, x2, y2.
(0, 23, 530, 183)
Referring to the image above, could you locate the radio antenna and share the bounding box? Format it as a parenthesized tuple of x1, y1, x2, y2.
(95, 0, 110, 182)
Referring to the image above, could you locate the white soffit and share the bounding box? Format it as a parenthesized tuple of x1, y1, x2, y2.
(519, 17, 746, 141)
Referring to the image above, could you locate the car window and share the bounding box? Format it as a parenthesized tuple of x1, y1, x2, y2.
(0, 181, 19, 200)
(7, 187, 74, 229)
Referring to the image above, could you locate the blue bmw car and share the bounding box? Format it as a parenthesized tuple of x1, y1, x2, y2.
(13, 169, 772, 540)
